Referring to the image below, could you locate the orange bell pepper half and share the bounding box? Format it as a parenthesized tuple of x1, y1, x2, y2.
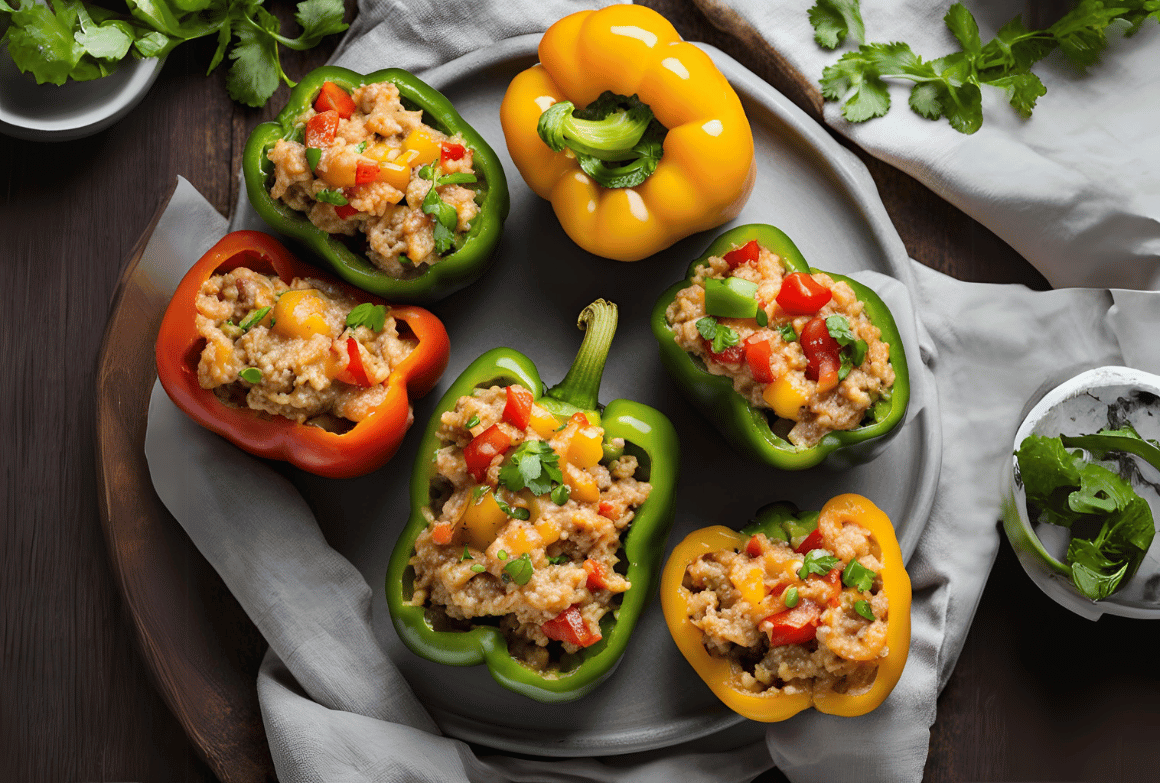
(154, 231, 450, 479)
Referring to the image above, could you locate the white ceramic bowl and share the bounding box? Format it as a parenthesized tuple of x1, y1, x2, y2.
(1001, 366, 1160, 620)
(0, 46, 164, 142)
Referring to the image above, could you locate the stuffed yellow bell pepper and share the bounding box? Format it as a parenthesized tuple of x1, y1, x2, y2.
(500, 5, 755, 261)
(661, 494, 910, 721)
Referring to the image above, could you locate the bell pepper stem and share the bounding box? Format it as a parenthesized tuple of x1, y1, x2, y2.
(547, 299, 617, 411)
(538, 100, 651, 161)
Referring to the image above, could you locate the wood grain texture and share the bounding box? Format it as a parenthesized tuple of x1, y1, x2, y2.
(7, 1, 1157, 782)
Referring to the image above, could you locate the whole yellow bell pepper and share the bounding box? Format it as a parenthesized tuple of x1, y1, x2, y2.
(500, 5, 756, 261)
(660, 494, 911, 721)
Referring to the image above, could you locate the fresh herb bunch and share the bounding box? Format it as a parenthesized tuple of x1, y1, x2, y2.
(0, 0, 348, 107)
(1015, 426, 1158, 601)
(809, 0, 1160, 133)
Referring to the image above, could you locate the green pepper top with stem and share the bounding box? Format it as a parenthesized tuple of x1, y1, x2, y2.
(243, 65, 509, 304)
(386, 300, 680, 702)
(651, 223, 910, 471)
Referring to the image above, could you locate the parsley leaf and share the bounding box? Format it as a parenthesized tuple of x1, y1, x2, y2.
(798, 549, 841, 580)
(346, 303, 387, 333)
(695, 316, 740, 354)
(498, 440, 562, 497)
(811, 0, 1158, 132)
(842, 559, 876, 591)
(808, 0, 865, 50)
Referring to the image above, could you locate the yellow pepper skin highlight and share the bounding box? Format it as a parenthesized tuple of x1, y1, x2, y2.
(661, 494, 911, 721)
(500, 5, 756, 261)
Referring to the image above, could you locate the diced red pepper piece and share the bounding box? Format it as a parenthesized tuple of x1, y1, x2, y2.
(314, 81, 357, 119)
(569, 412, 589, 427)
(801, 317, 841, 393)
(745, 535, 764, 558)
(463, 424, 511, 483)
(723, 240, 760, 269)
(440, 142, 467, 166)
(794, 528, 824, 555)
(597, 501, 621, 520)
(776, 272, 832, 315)
(542, 604, 601, 647)
(355, 160, 380, 185)
(743, 335, 775, 383)
(762, 600, 821, 647)
(583, 559, 608, 590)
(344, 337, 372, 387)
(305, 110, 340, 148)
(701, 338, 744, 365)
(335, 204, 358, 219)
(502, 385, 533, 430)
(431, 522, 453, 546)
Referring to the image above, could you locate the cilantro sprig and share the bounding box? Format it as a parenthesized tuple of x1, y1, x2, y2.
(346, 303, 387, 333)
(0, 0, 347, 107)
(810, 0, 1160, 133)
(1015, 429, 1157, 600)
(825, 315, 868, 380)
(696, 316, 740, 355)
(498, 440, 563, 497)
(418, 164, 478, 255)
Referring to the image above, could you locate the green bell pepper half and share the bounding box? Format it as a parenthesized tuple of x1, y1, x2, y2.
(385, 300, 679, 702)
(651, 223, 910, 470)
(242, 65, 510, 304)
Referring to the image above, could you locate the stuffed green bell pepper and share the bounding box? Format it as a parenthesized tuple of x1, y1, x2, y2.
(243, 66, 509, 304)
(386, 300, 679, 702)
(651, 224, 909, 470)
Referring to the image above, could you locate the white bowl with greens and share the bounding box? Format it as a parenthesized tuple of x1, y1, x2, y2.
(1003, 366, 1160, 620)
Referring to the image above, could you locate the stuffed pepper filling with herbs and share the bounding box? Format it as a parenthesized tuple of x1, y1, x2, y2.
(665, 238, 894, 448)
(267, 80, 483, 279)
(683, 512, 889, 696)
(194, 265, 417, 429)
(408, 383, 652, 670)
(661, 495, 910, 720)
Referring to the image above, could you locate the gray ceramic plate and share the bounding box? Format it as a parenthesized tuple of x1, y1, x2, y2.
(229, 34, 942, 756)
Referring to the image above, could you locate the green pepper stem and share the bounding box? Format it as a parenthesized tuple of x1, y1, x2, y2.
(538, 100, 652, 161)
(548, 299, 618, 411)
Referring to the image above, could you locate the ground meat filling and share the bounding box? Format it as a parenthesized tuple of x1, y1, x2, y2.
(665, 242, 895, 447)
(194, 266, 416, 427)
(267, 81, 481, 278)
(407, 385, 652, 674)
(682, 517, 889, 698)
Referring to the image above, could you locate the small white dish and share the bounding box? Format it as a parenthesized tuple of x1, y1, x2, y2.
(1002, 366, 1160, 620)
(0, 46, 164, 142)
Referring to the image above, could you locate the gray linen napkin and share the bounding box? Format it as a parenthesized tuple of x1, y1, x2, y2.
(141, 1, 1160, 780)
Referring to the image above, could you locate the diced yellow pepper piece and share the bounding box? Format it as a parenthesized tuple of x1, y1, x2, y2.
(529, 407, 560, 440)
(763, 373, 811, 421)
(730, 564, 766, 607)
(567, 425, 604, 469)
(460, 490, 509, 551)
(402, 128, 441, 166)
(272, 290, 330, 340)
(534, 516, 561, 546)
(376, 159, 412, 192)
(363, 143, 395, 163)
(563, 462, 599, 503)
(503, 525, 544, 558)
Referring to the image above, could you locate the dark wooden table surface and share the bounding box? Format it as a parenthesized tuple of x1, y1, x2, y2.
(4, 1, 1158, 781)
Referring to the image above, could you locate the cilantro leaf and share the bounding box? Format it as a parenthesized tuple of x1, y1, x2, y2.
(944, 3, 981, 55)
(498, 441, 562, 497)
(503, 553, 534, 586)
(695, 316, 740, 354)
(346, 303, 387, 333)
(798, 549, 841, 579)
(842, 560, 876, 591)
(808, 0, 865, 50)
(225, 7, 284, 108)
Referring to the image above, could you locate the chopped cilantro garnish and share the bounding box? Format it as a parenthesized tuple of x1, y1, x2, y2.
(854, 599, 876, 621)
(459, 547, 473, 562)
(798, 549, 841, 580)
(495, 497, 531, 521)
(695, 316, 740, 354)
(466, 414, 481, 429)
(547, 554, 570, 565)
(316, 189, 349, 206)
(239, 367, 263, 384)
(498, 440, 563, 496)
(346, 303, 387, 333)
(418, 165, 478, 255)
(497, 550, 508, 561)
(503, 553, 534, 586)
(777, 323, 798, 343)
(470, 564, 486, 573)
(842, 560, 876, 592)
(306, 147, 322, 172)
(784, 586, 800, 608)
(550, 484, 571, 506)
(472, 485, 488, 502)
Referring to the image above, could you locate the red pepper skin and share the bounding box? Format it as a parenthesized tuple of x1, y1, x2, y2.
(305, 110, 339, 148)
(315, 81, 357, 118)
(723, 240, 760, 269)
(743, 335, 774, 383)
(795, 528, 824, 555)
(801, 317, 840, 393)
(762, 600, 821, 646)
(542, 604, 601, 647)
(155, 231, 450, 479)
(583, 559, 608, 590)
(463, 424, 511, 483)
(502, 385, 533, 429)
(344, 337, 372, 387)
(776, 272, 832, 315)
